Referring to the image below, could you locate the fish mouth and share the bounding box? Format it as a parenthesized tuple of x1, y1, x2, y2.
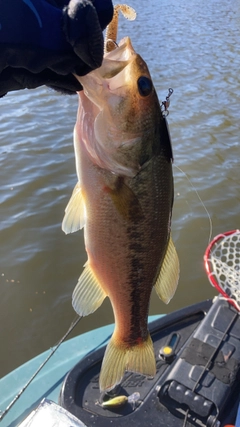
(99, 59, 128, 79)
(100, 37, 136, 78)
(104, 37, 135, 61)
(75, 37, 136, 85)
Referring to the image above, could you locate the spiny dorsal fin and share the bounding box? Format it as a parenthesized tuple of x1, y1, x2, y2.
(62, 182, 86, 234)
(72, 262, 106, 316)
(154, 235, 180, 304)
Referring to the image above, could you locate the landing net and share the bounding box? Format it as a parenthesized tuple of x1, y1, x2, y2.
(204, 229, 240, 311)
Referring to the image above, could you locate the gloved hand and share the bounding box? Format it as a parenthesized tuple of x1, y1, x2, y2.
(0, 0, 113, 97)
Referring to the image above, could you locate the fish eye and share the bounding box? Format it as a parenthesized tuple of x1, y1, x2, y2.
(137, 76, 153, 97)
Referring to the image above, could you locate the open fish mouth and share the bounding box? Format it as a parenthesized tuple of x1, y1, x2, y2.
(99, 38, 135, 79)
(74, 37, 137, 87)
(74, 2, 137, 84)
(74, 37, 140, 112)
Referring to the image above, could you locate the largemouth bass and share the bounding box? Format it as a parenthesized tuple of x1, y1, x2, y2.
(62, 5, 179, 392)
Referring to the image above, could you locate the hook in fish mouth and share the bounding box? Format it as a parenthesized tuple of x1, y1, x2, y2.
(105, 39, 119, 52)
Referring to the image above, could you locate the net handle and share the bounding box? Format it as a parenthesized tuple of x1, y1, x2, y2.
(203, 229, 240, 311)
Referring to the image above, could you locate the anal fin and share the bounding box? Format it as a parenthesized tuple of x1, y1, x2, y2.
(72, 262, 106, 316)
(154, 235, 180, 304)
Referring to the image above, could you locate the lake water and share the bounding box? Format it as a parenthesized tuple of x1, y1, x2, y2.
(0, 0, 239, 378)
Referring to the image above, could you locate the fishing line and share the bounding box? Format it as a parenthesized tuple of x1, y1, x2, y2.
(173, 164, 213, 245)
(0, 315, 82, 422)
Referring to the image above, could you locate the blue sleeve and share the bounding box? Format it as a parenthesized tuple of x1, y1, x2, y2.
(0, 0, 113, 95)
(0, 0, 69, 52)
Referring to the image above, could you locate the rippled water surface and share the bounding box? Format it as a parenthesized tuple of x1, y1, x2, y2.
(0, 0, 240, 377)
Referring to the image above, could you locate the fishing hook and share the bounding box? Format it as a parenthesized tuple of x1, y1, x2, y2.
(104, 39, 119, 53)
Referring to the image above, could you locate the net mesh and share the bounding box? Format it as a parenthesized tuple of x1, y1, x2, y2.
(206, 230, 240, 308)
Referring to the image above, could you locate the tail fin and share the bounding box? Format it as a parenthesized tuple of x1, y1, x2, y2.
(99, 332, 156, 392)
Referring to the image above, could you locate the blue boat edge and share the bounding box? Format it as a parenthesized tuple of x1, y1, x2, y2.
(0, 315, 160, 427)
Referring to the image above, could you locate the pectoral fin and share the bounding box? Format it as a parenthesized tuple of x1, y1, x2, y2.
(62, 183, 86, 234)
(72, 262, 107, 316)
(106, 177, 144, 222)
(154, 235, 180, 304)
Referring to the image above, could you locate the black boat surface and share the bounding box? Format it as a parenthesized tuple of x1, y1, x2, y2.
(59, 296, 240, 427)
(1, 296, 240, 427)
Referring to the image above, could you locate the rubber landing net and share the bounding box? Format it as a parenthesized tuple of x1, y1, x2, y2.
(204, 229, 240, 311)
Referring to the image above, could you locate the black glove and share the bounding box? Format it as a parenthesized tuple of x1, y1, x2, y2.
(0, 0, 113, 97)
